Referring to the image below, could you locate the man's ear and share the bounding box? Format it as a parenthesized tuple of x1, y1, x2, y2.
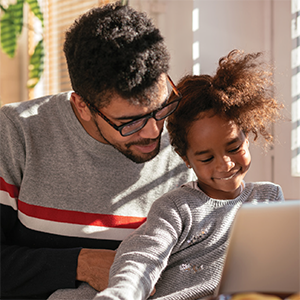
(71, 93, 92, 121)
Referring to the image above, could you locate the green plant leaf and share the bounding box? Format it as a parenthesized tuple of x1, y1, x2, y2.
(0, 1, 24, 57)
(26, 0, 43, 27)
(0, 4, 7, 12)
(27, 39, 44, 88)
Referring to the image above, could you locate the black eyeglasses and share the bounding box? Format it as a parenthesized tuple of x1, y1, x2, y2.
(84, 75, 182, 137)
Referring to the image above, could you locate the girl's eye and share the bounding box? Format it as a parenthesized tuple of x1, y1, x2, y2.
(200, 156, 214, 163)
(229, 145, 241, 153)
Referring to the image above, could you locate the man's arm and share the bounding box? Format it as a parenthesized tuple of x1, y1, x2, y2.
(0, 108, 114, 298)
(0, 108, 79, 298)
(0, 203, 81, 299)
(1, 202, 115, 299)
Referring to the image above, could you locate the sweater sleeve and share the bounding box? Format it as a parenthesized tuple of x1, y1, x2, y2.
(94, 196, 183, 300)
(0, 109, 81, 299)
(276, 185, 285, 201)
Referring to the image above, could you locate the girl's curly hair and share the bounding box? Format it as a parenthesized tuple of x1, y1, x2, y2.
(167, 49, 283, 158)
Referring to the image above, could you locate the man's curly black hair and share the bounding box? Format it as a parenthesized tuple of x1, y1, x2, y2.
(63, 1, 170, 108)
(167, 49, 283, 159)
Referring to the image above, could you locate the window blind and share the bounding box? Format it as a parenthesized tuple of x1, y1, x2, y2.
(42, 0, 114, 95)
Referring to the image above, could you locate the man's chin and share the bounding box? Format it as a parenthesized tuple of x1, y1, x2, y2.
(120, 136, 162, 163)
(123, 146, 160, 164)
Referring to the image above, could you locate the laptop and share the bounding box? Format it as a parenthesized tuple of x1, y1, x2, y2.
(216, 200, 300, 296)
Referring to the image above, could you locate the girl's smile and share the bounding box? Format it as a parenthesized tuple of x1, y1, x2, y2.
(213, 167, 242, 181)
(183, 112, 251, 200)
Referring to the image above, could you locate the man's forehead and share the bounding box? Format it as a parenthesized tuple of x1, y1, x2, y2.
(107, 74, 168, 110)
(108, 89, 167, 113)
(145, 74, 169, 107)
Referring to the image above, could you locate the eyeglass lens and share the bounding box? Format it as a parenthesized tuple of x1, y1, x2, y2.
(121, 99, 180, 136)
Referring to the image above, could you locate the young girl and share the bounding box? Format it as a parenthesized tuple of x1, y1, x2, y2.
(94, 50, 284, 300)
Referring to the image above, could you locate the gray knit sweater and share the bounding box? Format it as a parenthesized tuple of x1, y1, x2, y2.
(0, 92, 195, 299)
(95, 181, 284, 300)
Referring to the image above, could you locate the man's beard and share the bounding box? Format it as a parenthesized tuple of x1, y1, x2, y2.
(94, 120, 162, 164)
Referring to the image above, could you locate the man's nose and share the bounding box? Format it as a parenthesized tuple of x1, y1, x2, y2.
(139, 117, 162, 139)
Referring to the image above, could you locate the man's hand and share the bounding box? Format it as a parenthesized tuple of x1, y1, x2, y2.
(76, 248, 116, 291)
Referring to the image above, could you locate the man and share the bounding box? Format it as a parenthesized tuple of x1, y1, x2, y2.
(0, 2, 194, 300)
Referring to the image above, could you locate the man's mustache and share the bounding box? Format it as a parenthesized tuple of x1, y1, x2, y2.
(126, 137, 160, 147)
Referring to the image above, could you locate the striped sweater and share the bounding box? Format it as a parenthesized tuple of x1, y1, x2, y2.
(0, 92, 195, 299)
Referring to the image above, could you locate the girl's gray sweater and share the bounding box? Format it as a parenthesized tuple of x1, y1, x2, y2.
(96, 181, 284, 300)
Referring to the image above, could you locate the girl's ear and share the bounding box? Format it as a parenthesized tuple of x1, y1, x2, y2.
(182, 155, 192, 169)
(175, 150, 191, 169)
(71, 92, 92, 121)
(245, 133, 250, 147)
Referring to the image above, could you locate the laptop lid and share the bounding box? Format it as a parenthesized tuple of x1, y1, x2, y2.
(217, 200, 300, 296)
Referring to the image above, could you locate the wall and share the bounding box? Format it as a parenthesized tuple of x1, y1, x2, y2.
(0, 8, 29, 106)
(0, 51, 21, 106)
(130, 0, 194, 82)
(272, 0, 300, 198)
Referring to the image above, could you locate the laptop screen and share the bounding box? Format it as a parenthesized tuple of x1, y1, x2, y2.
(217, 200, 300, 296)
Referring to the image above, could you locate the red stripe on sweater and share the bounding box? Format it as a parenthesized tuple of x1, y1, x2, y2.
(0, 177, 19, 198)
(18, 200, 146, 229)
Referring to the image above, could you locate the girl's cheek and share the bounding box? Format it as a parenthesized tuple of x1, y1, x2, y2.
(243, 150, 252, 165)
(239, 147, 251, 165)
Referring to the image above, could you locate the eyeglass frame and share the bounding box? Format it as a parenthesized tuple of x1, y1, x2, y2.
(83, 75, 182, 137)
